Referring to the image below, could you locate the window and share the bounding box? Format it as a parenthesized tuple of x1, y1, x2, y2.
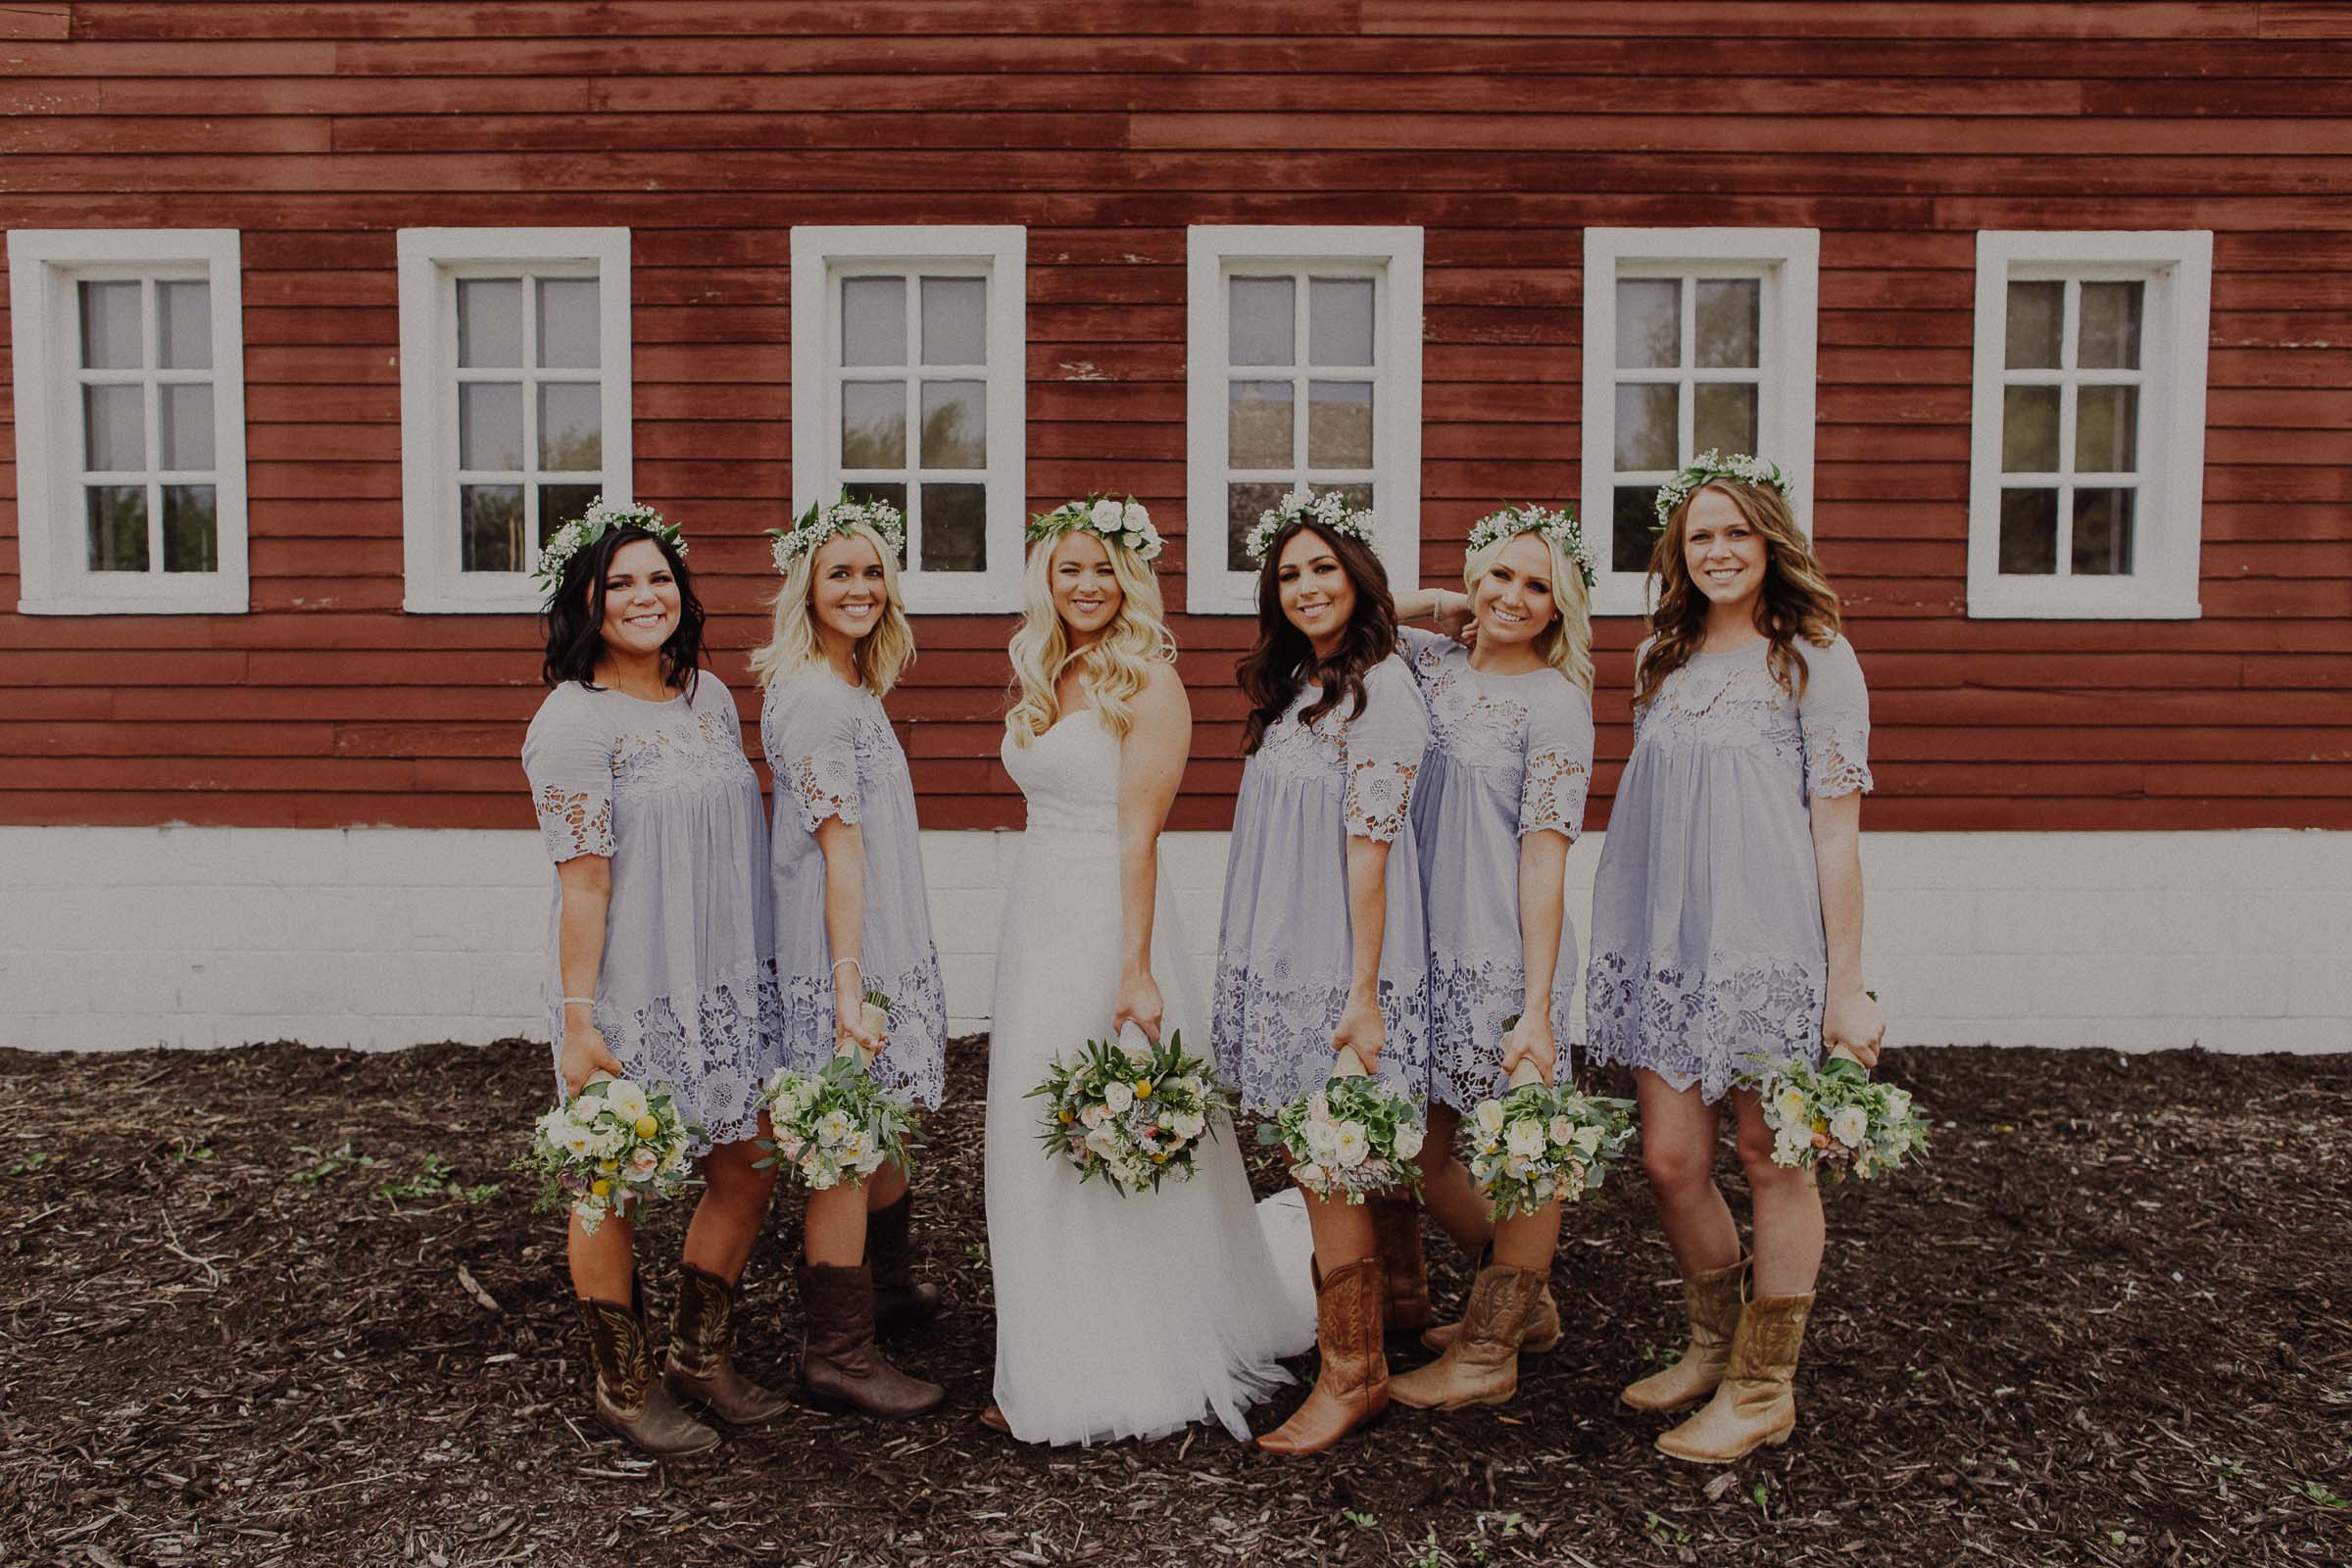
(1186, 226, 1423, 615)
(790, 226, 1025, 612)
(1969, 231, 2211, 619)
(1579, 228, 1819, 616)
(397, 228, 631, 613)
(7, 229, 248, 614)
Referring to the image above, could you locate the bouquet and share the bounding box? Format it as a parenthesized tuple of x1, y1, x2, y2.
(1461, 1046, 1636, 1221)
(1751, 1037, 1930, 1187)
(758, 1000, 919, 1190)
(1029, 1024, 1236, 1195)
(519, 1073, 698, 1234)
(1258, 1052, 1425, 1204)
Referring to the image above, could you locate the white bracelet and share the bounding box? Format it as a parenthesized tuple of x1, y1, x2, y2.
(561, 996, 597, 1008)
(829, 956, 863, 983)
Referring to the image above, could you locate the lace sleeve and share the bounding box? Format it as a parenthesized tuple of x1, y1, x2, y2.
(1343, 658, 1430, 844)
(762, 674, 863, 832)
(1797, 636, 1875, 799)
(1396, 624, 1455, 680)
(521, 693, 614, 862)
(1517, 681, 1595, 840)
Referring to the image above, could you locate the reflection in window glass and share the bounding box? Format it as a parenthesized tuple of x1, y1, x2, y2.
(920, 277, 986, 366)
(86, 485, 149, 571)
(841, 277, 906, 367)
(457, 278, 523, 368)
(1614, 279, 1679, 369)
(536, 278, 601, 370)
(162, 484, 218, 572)
(920, 380, 986, 468)
(1228, 276, 1294, 367)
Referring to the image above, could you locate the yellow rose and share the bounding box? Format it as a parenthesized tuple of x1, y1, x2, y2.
(1057, 1108, 1074, 1125)
(1135, 1080, 1153, 1099)
(632, 1114, 659, 1139)
(598, 1159, 618, 1174)
(590, 1178, 611, 1198)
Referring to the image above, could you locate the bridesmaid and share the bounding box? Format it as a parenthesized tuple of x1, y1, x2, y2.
(1585, 455, 1886, 1463)
(753, 496, 947, 1419)
(1211, 490, 1431, 1456)
(1386, 505, 1597, 1409)
(521, 503, 787, 1455)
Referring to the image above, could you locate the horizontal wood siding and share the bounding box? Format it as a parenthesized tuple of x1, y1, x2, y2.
(2, 1, 2346, 832)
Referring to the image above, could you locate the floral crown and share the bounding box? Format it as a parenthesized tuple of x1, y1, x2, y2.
(767, 493, 907, 573)
(1466, 503, 1597, 591)
(1027, 494, 1164, 562)
(1243, 486, 1376, 564)
(532, 498, 687, 591)
(1652, 451, 1791, 528)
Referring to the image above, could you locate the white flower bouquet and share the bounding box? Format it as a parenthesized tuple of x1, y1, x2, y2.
(1461, 1051, 1636, 1222)
(1029, 1024, 1236, 1195)
(1750, 1045, 1930, 1187)
(1258, 1054, 1425, 1204)
(758, 1005, 919, 1191)
(519, 1073, 698, 1234)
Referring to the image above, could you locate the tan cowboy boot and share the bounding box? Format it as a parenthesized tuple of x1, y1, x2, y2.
(1256, 1257, 1389, 1455)
(797, 1260, 946, 1418)
(665, 1262, 793, 1424)
(575, 1293, 721, 1455)
(1389, 1263, 1547, 1410)
(1368, 1198, 1435, 1336)
(1654, 1291, 1814, 1463)
(1421, 1246, 1561, 1353)
(1621, 1255, 1748, 1411)
(866, 1192, 943, 1337)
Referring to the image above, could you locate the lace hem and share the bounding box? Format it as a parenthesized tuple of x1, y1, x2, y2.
(1803, 718, 1875, 799)
(534, 783, 613, 862)
(1210, 960, 1429, 1113)
(547, 960, 785, 1153)
(775, 955, 948, 1108)
(1517, 750, 1589, 840)
(1425, 949, 1575, 1110)
(1344, 759, 1417, 844)
(1582, 947, 1823, 1104)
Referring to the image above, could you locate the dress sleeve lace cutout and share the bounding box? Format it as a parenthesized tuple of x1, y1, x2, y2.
(521, 690, 617, 862)
(765, 673, 866, 832)
(1795, 636, 1875, 800)
(1342, 658, 1431, 844)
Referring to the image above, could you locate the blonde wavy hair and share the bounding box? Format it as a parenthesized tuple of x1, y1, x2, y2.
(1634, 478, 1841, 712)
(1004, 529, 1176, 746)
(1463, 529, 1594, 698)
(750, 523, 916, 696)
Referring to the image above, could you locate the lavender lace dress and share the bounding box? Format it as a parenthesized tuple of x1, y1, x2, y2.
(761, 664, 947, 1108)
(1584, 635, 1875, 1102)
(1212, 654, 1432, 1113)
(522, 673, 781, 1153)
(1400, 628, 1595, 1109)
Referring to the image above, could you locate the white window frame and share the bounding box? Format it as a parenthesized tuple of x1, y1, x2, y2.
(790, 225, 1026, 613)
(1968, 230, 2211, 620)
(1185, 225, 1424, 616)
(7, 228, 249, 615)
(396, 227, 632, 614)
(1579, 227, 1819, 617)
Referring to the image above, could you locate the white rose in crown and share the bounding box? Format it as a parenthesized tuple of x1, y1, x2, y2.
(1103, 1081, 1135, 1114)
(1392, 1122, 1425, 1160)
(1121, 500, 1149, 531)
(1505, 1120, 1546, 1158)
(1090, 498, 1124, 530)
(1829, 1105, 1871, 1148)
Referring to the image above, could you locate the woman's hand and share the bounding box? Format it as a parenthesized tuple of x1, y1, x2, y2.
(1111, 966, 1164, 1044)
(1331, 994, 1386, 1075)
(835, 988, 882, 1060)
(1434, 588, 1475, 644)
(560, 1008, 624, 1096)
(1823, 987, 1886, 1068)
(1501, 1012, 1557, 1085)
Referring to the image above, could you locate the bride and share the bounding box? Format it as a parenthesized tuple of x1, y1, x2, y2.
(981, 497, 1313, 1445)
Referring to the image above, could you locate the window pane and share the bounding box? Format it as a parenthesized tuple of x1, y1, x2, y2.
(842, 381, 906, 468)
(459, 382, 524, 471)
(460, 483, 524, 572)
(1227, 480, 1290, 571)
(843, 482, 909, 564)
(2079, 281, 2143, 369)
(157, 280, 212, 369)
(1228, 380, 1293, 468)
(1306, 381, 1374, 469)
(536, 277, 601, 370)
(79, 280, 142, 369)
(1308, 277, 1375, 367)
(841, 277, 905, 367)
(161, 384, 215, 471)
(162, 484, 218, 572)
(1611, 485, 1659, 574)
(1694, 382, 1758, 455)
(919, 481, 988, 572)
(2073, 488, 2136, 575)
(539, 382, 603, 470)
(85, 485, 148, 571)
(1228, 276, 1294, 367)
(1614, 382, 1678, 471)
(1615, 279, 1679, 369)
(1997, 489, 2058, 574)
(2004, 280, 2062, 369)
(2075, 385, 2139, 473)
(2001, 385, 2060, 472)
(82, 383, 145, 471)
(1694, 279, 1760, 368)
(457, 278, 522, 368)
(920, 277, 987, 366)
(920, 380, 986, 468)
(539, 484, 602, 546)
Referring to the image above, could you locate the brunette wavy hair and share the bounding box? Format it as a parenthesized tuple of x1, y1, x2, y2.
(1237, 518, 1398, 756)
(1634, 477, 1841, 712)
(539, 524, 707, 696)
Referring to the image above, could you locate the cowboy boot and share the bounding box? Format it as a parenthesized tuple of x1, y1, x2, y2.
(575, 1293, 721, 1456)
(1420, 1245, 1561, 1354)
(1369, 1198, 1435, 1337)
(1256, 1257, 1388, 1455)
(665, 1262, 793, 1424)
(1654, 1291, 1814, 1464)
(1389, 1262, 1548, 1410)
(1621, 1255, 1748, 1411)
(796, 1260, 946, 1418)
(866, 1192, 943, 1337)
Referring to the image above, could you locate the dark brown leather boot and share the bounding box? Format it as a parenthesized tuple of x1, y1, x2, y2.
(1369, 1198, 1434, 1336)
(575, 1294, 720, 1456)
(797, 1260, 946, 1418)
(866, 1193, 942, 1337)
(1256, 1257, 1388, 1455)
(665, 1262, 793, 1425)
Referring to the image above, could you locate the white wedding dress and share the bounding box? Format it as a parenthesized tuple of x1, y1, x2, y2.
(983, 708, 1316, 1446)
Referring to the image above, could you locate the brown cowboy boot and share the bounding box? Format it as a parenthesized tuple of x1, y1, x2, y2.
(1389, 1262, 1548, 1410)
(1368, 1198, 1434, 1336)
(1654, 1291, 1814, 1463)
(797, 1260, 946, 1418)
(1256, 1257, 1388, 1455)
(866, 1193, 943, 1337)
(1420, 1246, 1562, 1354)
(665, 1262, 793, 1424)
(575, 1293, 720, 1455)
(1621, 1255, 1748, 1411)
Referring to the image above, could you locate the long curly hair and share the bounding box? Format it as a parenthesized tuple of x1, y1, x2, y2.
(1462, 529, 1594, 698)
(539, 524, 705, 697)
(1004, 530, 1176, 747)
(1237, 519, 1397, 756)
(1634, 477, 1842, 712)
(749, 522, 916, 696)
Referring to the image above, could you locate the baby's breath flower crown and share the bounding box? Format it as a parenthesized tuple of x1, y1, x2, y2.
(767, 492, 908, 575)
(1651, 451, 1791, 529)
(1028, 493, 1164, 563)
(1466, 503, 1597, 591)
(1243, 485, 1376, 564)
(531, 498, 687, 592)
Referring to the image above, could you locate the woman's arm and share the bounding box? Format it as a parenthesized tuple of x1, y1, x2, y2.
(555, 855, 623, 1092)
(1811, 789, 1886, 1065)
(1393, 587, 1472, 638)
(814, 816, 878, 1054)
(1332, 835, 1392, 1073)
(1504, 829, 1571, 1083)
(1111, 665, 1191, 1041)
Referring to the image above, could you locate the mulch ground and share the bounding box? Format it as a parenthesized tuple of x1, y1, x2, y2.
(1, 1039, 2346, 1568)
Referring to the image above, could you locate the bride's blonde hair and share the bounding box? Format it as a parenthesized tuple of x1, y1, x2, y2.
(1004, 530, 1176, 745)
(1463, 528, 1595, 698)
(750, 523, 916, 695)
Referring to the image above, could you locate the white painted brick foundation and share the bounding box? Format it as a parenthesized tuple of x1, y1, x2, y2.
(2, 826, 2345, 1054)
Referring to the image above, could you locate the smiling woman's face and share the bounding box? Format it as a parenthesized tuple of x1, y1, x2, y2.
(1682, 486, 1767, 612)
(1051, 530, 1121, 640)
(810, 532, 887, 642)
(1472, 532, 1559, 650)
(1277, 528, 1356, 651)
(598, 538, 680, 659)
